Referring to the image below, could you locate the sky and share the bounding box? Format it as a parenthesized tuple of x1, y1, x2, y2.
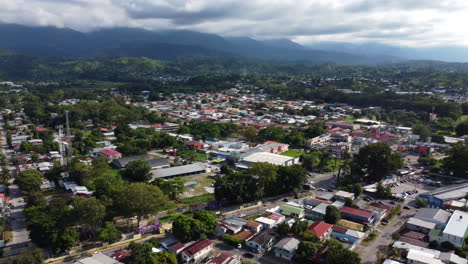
(1, 0, 468, 47)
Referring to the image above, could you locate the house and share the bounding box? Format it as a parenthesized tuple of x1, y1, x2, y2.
(244, 220, 263, 233)
(306, 203, 329, 221)
(414, 208, 451, 229)
(111, 249, 131, 263)
(246, 230, 275, 253)
(185, 141, 204, 150)
(255, 217, 277, 229)
(232, 230, 256, 242)
(308, 221, 333, 241)
(97, 149, 122, 161)
(340, 206, 375, 225)
(257, 141, 289, 154)
(442, 210, 468, 248)
(330, 226, 365, 244)
(167, 242, 190, 255)
(215, 217, 246, 236)
(279, 204, 305, 218)
(273, 237, 300, 261)
(266, 213, 286, 225)
(406, 218, 436, 234)
(180, 239, 213, 264)
(207, 252, 242, 264)
(334, 190, 355, 202)
(406, 249, 443, 264)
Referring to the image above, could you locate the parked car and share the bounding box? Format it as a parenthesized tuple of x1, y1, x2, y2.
(403, 206, 411, 210)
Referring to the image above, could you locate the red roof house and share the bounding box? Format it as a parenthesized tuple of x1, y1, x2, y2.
(98, 149, 122, 161)
(181, 239, 213, 263)
(308, 222, 333, 241)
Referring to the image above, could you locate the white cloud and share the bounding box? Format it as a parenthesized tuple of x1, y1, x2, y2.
(0, 0, 467, 47)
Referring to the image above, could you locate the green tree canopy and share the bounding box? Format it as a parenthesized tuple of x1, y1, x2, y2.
(325, 205, 341, 224)
(15, 169, 42, 192)
(123, 158, 152, 182)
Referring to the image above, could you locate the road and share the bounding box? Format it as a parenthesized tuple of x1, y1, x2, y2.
(355, 200, 417, 264)
(0, 116, 31, 248)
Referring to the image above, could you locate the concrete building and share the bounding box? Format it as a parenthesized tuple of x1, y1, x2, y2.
(442, 210, 468, 248)
(240, 152, 299, 166)
(406, 218, 436, 234)
(414, 208, 451, 229)
(419, 182, 468, 208)
(151, 163, 206, 179)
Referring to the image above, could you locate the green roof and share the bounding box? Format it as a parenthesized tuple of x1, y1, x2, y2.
(279, 204, 304, 216)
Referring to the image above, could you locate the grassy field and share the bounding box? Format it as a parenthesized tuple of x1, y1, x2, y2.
(179, 174, 215, 197)
(181, 193, 215, 205)
(280, 150, 305, 158)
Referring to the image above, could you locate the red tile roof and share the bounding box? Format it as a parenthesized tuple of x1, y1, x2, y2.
(399, 236, 429, 248)
(245, 220, 261, 229)
(169, 242, 186, 251)
(232, 230, 256, 241)
(208, 252, 239, 264)
(340, 206, 372, 219)
(331, 225, 347, 234)
(267, 212, 285, 221)
(182, 239, 212, 257)
(99, 149, 121, 156)
(401, 231, 427, 241)
(309, 222, 333, 238)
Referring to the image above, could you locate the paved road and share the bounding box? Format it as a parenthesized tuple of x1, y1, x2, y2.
(0, 116, 31, 247)
(355, 202, 417, 264)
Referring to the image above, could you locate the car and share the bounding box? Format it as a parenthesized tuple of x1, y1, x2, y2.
(390, 201, 396, 204)
(239, 214, 246, 218)
(237, 243, 242, 249)
(283, 198, 289, 202)
(339, 237, 349, 242)
(397, 212, 402, 216)
(381, 222, 388, 225)
(403, 206, 411, 210)
(327, 189, 334, 192)
(318, 188, 325, 191)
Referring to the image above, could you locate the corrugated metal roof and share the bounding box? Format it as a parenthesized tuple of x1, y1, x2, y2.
(152, 163, 206, 178)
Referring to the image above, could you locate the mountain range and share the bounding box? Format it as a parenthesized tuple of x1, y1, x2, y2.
(0, 23, 399, 65)
(1, 23, 468, 65)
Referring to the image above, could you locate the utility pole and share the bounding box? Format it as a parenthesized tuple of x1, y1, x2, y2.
(65, 110, 72, 157)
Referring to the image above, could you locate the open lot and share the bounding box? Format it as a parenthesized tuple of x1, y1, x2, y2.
(179, 173, 216, 198)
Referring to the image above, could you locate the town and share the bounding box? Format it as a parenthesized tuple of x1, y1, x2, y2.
(0, 79, 467, 264)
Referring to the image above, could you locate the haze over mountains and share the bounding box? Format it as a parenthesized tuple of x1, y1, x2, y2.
(1, 23, 468, 65)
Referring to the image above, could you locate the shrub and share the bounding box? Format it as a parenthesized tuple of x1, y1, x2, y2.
(223, 235, 243, 246)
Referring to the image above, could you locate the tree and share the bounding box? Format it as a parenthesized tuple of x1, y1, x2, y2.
(352, 184, 363, 198)
(291, 219, 309, 235)
(127, 242, 153, 264)
(72, 197, 106, 238)
(98, 221, 121, 244)
(416, 198, 428, 208)
(151, 178, 186, 200)
(418, 155, 437, 167)
(412, 123, 431, 142)
(153, 252, 177, 264)
(0, 249, 44, 264)
(15, 169, 42, 192)
(354, 143, 394, 182)
(277, 222, 291, 238)
(123, 159, 152, 182)
(115, 183, 168, 226)
(388, 153, 404, 171)
(455, 121, 468, 136)
(51, 227, 79, 254)
(325, 206, 341, 224)
(193, 210, 217, 235)
(172, 214, 196, 242)
(242, 126, 257, 141)
(301, 152, 321, 171)
(296, 241, 323, 263)
(376, 181, 393, 199)
(326, 239, 361, 264)
(443, 143, 468, 178)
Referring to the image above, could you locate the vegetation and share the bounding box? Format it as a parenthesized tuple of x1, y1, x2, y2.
(214, 163, 307, 203)
(325, 206, 341, 224)
(172, 210, 216, 242)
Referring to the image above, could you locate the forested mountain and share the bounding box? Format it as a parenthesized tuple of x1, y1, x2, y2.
(0, 23, 398, 65)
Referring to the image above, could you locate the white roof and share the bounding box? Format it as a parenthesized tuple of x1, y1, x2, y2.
(407, 249, 443, 264)
(443, 210, 468, 237)
(255, 217, 276, 226)
(393, 241, 441, 258)
(76, 253, 123, 264)
(407, 217, 436, 229)
(242, 152, 294, 166)
(383, 260, 403, 264)
(334, 190, 354, 198)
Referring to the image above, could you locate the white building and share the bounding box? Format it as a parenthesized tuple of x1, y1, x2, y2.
(442, 210, 468, 248)
(181, 239, 213, 263)
(241, 152, 299, 166)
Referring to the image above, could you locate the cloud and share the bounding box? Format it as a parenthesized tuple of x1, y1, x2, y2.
(0, 0, 468, 47)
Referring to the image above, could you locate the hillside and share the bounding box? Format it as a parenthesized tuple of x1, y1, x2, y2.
(0, 23, 399, 65)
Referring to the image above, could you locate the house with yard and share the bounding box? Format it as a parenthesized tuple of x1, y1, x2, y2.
(244, 220, 263, 233)
(308, 221, 333, 241)
(340, 206, 375, 225)
(279, 204, 305, 218)
(246, 230, 275, 253)
(180, 239, 213, 264)
(330, 226, 365, 244)
(97, 149, 122, 161)
(255, 217, 277, 229)
(207, 252, 242, 264)
(273, 237, 300, 261)
(266, 213, 286, 225)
